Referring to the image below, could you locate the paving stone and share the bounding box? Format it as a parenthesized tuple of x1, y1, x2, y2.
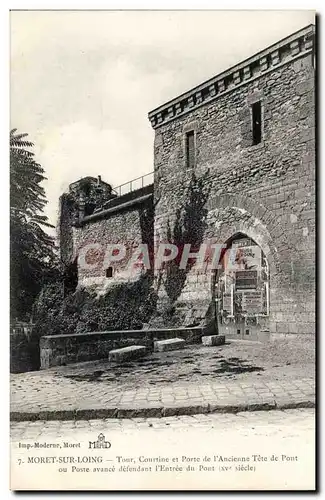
(12, 407, 312, 441)
(154, 338, 185, 352)
(202, 335, 226, 346)
(10, 350, 315, 421)
(108, 345, 147, 363)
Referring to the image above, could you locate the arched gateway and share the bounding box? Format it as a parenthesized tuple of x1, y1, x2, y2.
(212, 233, 270, 341)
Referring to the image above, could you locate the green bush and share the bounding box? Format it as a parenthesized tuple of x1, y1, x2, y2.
(33, 274, 157, 338)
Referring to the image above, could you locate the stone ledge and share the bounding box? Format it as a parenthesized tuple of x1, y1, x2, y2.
(154, 338, 186, 352)
(202, 335, 226, 346)
(109, 345, 147, 363)
(10, 398, 315, 422)
(81, 191, 153, 225)
(39, 327, 205, 369)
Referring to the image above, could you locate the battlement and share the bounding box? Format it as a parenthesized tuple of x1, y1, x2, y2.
(148, 24, 315, 129)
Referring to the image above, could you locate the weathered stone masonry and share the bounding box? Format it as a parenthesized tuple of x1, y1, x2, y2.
(148, 24, 315, 339)
(60, 179, 154, 291)
(59, 25, 315, 341)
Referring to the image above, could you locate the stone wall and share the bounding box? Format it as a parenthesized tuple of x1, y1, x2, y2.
(10, 325, 39, 373)
(40, 327, 205, 369)
(149, 25, 315, 337)
(71, 185, 154, 293)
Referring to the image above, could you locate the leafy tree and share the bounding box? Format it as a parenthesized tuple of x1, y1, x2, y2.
(10, 129, 58, 321)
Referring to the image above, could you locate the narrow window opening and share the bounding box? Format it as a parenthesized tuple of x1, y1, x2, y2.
(106, 267, 113, 278)
(252, 101, 262, 145)
(245, 329, 250, 335)
(237, 329, 241, 335)
(186, 130, 195, 169)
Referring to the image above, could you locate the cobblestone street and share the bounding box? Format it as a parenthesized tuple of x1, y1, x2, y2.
(11, 340, 315, 420)
(11, 372, 315, 420)
(11, 408, 315, 440)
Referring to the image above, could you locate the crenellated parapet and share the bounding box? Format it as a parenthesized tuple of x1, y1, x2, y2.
(148, 24, 315, 129)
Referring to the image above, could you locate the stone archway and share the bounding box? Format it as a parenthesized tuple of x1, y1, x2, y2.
(211, 232, 270, 341)
(206, 193, 280, 275)
(204, 194, 279, 341)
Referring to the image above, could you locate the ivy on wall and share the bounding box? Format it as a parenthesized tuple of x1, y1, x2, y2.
(33, 272, 158, 340)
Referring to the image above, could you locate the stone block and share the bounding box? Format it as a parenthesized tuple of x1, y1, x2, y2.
(188, 96, 195, 108)
(40, 348, 51, 370)
(259, 56, 268, 72)
(167, 106, 174, 119)
(258, 330, 270, 342)
(217, 80, 225, 93)
(208, 84, 216, 97)
(233, 71, 241, 85)
(109, 345, 147, 363)
(195, 91, 203, 104)
(201, 335, 225, 346)
(243, 66, 251, 80)
(154, 338, 185, 352)
(290, 40, 300, 57)
(270, 49, 280, 65)
(296, 79, 314, 96)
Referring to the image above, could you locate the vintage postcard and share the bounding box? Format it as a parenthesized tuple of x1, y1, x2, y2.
(10, 10, 316, 491)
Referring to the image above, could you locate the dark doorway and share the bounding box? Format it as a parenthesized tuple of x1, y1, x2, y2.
(212, 233, 269, 340)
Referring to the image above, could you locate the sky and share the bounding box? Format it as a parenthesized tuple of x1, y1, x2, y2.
(10, 10, 315, 229)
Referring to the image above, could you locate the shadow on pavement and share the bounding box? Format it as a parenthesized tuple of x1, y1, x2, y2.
(63, 345, 264, 386)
